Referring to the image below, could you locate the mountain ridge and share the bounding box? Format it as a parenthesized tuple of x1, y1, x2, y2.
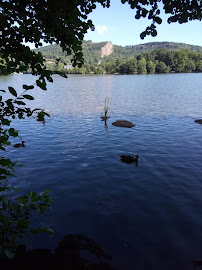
(34, 40, 202, 74)
(35, 40, 202, 64)
(36, 40, 202, 52)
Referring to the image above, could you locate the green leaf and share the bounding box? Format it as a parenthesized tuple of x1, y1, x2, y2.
(4, 141, 11, 145)
(0, 215, 9, 224)
(23, 95, 34, 100)
(155, 17, 162, 24)
(140, 31, 147, 39)
(6, 99, 14, 110)
(17, 219, 29, 228)
(5, 249, 15, 259)
(23, 84, 34, 90)
(40, 190, 50, 195)
(8, 128, 18, 137)
(14, 101, 26, 105)
(0, 158, 13, 166)
(168, 15, 178, 23)
(8, 87, 17, 97)
(36, 80, 47, 90)
(2, 119, 10, 126)
(18, 164, 23, 167)
(18, 195, 29, 205)
(151, 29, 157, 37)
(29, 191, 37, 199)
(54, 71, 67, 78)
(142, 8, 148, 17)
(0, 187, 7, 191)
(47, 77, 53, 83)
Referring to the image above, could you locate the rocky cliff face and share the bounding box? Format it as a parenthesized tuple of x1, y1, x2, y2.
(100, 42, 113, 58)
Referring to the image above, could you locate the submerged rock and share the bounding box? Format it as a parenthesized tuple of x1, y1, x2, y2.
(195, 119, 202, 124)
(112, 120, 135, 128)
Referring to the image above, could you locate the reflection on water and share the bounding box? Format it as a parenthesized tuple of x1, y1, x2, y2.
(1, 74, 202, 270)
(3, 73, 202, 117)
(104, 120, 108, 130)
(100, 118, 109, 130)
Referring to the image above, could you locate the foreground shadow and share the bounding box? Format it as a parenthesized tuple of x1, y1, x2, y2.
(0, 234, 115, 270)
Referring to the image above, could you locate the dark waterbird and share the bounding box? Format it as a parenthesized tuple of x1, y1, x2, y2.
(120, 154, 139, 165)
(14, 141, 25, 148)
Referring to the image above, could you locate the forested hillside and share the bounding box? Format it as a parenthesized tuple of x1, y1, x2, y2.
(35, 41, 202, 74)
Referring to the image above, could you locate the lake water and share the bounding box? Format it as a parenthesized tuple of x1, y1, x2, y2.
(1, 73, 202, 269)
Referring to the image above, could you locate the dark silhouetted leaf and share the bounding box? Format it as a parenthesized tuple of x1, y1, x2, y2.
(155, 17, 162, 24)
(8, 87, 17, 97)
(23, 95, 34, 100)
(23, 85, 34, 90)
(15, 101, 26, 105)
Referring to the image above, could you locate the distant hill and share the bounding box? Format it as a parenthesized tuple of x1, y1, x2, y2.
(35, 40, 202, 64)
(112, 41, 202, 58)
(34, 41, 202, 74)
(119, 41, 202, 53)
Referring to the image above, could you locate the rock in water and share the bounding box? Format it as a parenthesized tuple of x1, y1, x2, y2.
(112, 120, 135, 128)
(195, 119, 202, 124)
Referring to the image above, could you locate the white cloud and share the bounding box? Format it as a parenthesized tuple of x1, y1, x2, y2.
(96, 25, 108, 35)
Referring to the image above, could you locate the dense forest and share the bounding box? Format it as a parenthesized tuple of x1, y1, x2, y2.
(34, 41, 202, 75)
(68, 48, 202, 74)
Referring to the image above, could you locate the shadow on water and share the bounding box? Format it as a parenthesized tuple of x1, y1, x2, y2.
(0, 234, 115, 270)
(193, 260, 202, 270)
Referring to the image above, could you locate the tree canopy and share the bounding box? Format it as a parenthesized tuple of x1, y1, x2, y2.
(0, 0, 110, 78)
(122, 0, 202, 39)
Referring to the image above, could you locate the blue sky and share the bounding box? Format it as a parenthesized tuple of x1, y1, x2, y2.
(84, 0, 202, 47)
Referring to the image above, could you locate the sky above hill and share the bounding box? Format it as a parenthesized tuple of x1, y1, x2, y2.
(84, 0, 202, 47)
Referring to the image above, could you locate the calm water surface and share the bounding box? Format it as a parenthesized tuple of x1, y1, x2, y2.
(1, 73, 202, 269)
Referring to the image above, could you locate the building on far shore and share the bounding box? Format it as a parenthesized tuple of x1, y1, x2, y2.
(63, 64, 73, 69)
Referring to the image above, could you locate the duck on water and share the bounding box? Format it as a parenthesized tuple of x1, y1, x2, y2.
(120, 155, 139, 166)
(14, 141, 25, 148)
